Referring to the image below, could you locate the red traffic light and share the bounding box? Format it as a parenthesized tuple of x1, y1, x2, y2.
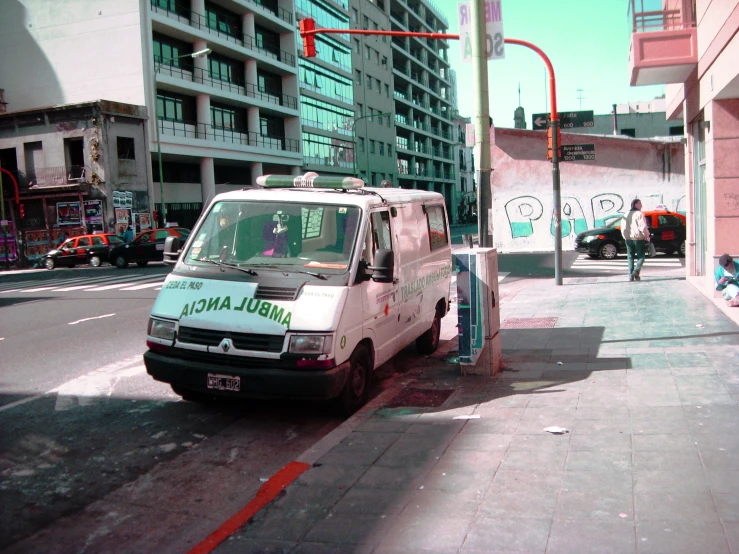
(299, 18, 316, 58)
(19, 203, 25, 218)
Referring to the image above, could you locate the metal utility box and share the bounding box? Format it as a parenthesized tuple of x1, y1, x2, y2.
(454, 247, 502, 376)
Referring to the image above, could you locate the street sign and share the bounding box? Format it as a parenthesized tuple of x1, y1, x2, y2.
(561, 144, 595, 161)
(532, 110, 595, 130)
(458, 1, 505, 62)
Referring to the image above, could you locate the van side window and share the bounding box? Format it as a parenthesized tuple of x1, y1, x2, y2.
(370, 211, 392, 257)
(425, 205, 448, 250)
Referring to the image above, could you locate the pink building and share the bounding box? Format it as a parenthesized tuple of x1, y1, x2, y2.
(629, 0, 739, 288)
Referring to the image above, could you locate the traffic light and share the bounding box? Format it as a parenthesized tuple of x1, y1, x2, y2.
(546, 126, 562, 161)
(19, 203, 25, 219)
(299, 18, 316, 58)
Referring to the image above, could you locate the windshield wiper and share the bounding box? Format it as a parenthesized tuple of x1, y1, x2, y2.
(250, 264, 327, 280)
(197, 258, 257, 276)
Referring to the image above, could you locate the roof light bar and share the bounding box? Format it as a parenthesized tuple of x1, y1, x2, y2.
(256, 172, 364, 190)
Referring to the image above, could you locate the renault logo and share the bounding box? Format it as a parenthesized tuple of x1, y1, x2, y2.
(220, 339, 232, 353)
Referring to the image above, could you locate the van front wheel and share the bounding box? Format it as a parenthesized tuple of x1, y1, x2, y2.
(338, 345, 371, 417)
(416, 306, 441, 355)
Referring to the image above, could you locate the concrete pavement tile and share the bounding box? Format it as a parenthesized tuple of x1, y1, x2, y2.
(374, 435, 455, 470)
(214, 537, 296, 554)
(635, 521, 729, 554)
(670, 366, 719, 376)
(627, 353, 669, 369)
(571, 418, 631, 435)
(354, 466, 429, 491)
(683, 404, 739, 419)
(376, 514, 470, 551)
(243, 507, 326, 541)
(634, 491, 719, 522)
(478, 488, 559, 519)
(525, 392, 580, 408)
(457, 417, 521, 435)
(562, 470, 633, 494)
(421, 468, 497, 494)
(556, 489, 634, 520)
(296, 463, 367, 489)
(356, 419, 414, 434)
(509, 434, 570, 451)
(706, 471, 739, 494)
(329, 484, 411, 516)
(628, 394, 683, 407)
(516, 407, 576, 434)
(269, 484, 347, 514)
(693, 433, 739, 451)
(547, 519, 636, 554)
(460, 517, 552, 552)
(433, 450, 504, 474)
(373, 408, 422, 421)
(304, 513, 391, 546)
(403, 488, 485, 519)
(679, 392, 736, 406)
(448, 433, 513, 452)
(577, 394, 630, 408)
(714, 494, 739, 522)
(633, 449, 702, 470)
(490, 469, 564, 492)
(674, 375, 730, 393)
(575, 405, 631, 419)
(633, 470, 710, 494)
(292, 542, 375, 554)
(631, 414, 691, 435)
(544, 362, 589, 372)
(666, 352, 712, 367)
(316, 432, 400, 466)
(698, 449, 739, 471)
(688, 417, 739, 435)
(405, 421, 466, 437)
(565, 450, 632, 472)
(501, 447, 568, 471)
(569, 432, 632, 451)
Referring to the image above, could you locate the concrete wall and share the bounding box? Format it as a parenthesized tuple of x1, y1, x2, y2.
(0, 0, 146, 112)
(490, 129, 685, 253)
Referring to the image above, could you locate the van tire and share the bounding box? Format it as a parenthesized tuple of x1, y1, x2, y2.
(338, 345, 371, 417)
(416, 304, 442, 355)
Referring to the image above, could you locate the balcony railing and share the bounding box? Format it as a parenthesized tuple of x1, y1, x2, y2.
(22, 165, 87, 188)
(157, 119, 299, 152)
(150, 0, 295, 66)
(394, 90, 409, 101)
(155, 61, 298, 110)
(631, 0, 694, 32)
(395, 114, 409, 125)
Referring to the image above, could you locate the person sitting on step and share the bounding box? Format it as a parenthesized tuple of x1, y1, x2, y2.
(715, 253, 739, 307)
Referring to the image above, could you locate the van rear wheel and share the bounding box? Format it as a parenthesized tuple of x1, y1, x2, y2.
(416, 305, 442, 355)
(338, 345, 371, 417)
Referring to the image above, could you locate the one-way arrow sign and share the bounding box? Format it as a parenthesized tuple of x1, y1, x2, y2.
(533, 116, 548, 128)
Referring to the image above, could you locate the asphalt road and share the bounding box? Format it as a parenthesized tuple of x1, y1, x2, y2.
(0, 252, 686, 551)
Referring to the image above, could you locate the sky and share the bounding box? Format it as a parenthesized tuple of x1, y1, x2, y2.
(437, 0, 666, 127)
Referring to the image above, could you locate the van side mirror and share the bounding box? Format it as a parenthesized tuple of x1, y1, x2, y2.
(163, 236, 181, 266)
(367, 249, 394, 283)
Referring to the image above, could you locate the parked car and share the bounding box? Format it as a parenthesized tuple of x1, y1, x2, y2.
(574, 210, 686, 259)
(109, 227, 190, 269)
(43, 233, 124, 270)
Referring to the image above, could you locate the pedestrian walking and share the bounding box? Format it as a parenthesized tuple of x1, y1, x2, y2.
(715, 253, 739, 307)
(621, 198, 651, 281)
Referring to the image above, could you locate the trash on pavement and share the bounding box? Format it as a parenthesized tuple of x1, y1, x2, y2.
(543, 426, 569, 434)
(556, 361, 563, 365)
(259, 477, 269, 482)
(696, 324, 704, 328)
(453, 415, 481, 420)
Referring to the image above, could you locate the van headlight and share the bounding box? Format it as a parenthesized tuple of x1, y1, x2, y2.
(581, 235, 597, 243)
(148, 318, 177, 341)
(289, 335, 333, 355)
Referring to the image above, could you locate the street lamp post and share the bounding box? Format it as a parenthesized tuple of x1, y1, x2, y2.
(153, 48, 211, 227)
(350, 112, 393, 181)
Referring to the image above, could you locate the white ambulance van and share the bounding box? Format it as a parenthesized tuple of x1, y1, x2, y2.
(144, 173, 452, 414)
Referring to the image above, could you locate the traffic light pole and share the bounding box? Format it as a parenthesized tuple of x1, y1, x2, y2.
(300, 23, 563, 283)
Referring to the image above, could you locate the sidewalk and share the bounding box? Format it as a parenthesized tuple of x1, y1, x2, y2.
(212, 276, 739, 554)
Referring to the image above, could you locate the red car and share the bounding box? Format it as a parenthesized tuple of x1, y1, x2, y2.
(43, 233, 124, 270)
(109, 227, 190, 268)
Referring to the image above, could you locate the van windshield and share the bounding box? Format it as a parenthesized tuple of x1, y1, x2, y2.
(183, 200, 362, 275)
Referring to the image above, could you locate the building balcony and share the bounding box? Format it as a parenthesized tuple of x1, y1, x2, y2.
(628, 0, 697, 86)
(19, 165, 87, 190)
(155, 61, 298, 111)
(157, 119, 299, 152)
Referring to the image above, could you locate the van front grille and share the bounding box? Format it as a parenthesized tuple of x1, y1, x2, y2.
(254, 285, 299, 301)
(177, 326, 284, 353)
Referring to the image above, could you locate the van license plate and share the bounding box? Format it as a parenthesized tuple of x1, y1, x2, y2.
(207, 373, 240, 392)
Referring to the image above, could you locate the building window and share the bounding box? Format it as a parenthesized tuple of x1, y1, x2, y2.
(620, 128, 636, 137)
(354, 38, 360, 54)
(669, 126, 684, 136)
(299, 60, 354, 104)
(366, 45, 371, 60)
(375, 51, 380, 64)
(302, 133, 354, 168)
(157, 93, 183, 121)
(205, 1, 242, 38)
(367, 77, 372, 90)
(209, 54, 242, 84)
(388, 144, 392, 156)
(260, 114, 285, 137)
(258, 70, 282, 95)
(255, 25, 280, 56)
(385, 83, 390, 97)
(357, 103, 363, 116)
(352, 7, 358, 22)
(362, 15, 369, 29)
(117, 137, 135, 160)
(379, 142, 385, 155)
(370, 140, 376, 153)
(300, 97, 353, 134)
(396, 136, 408, 149)
(355, 70, 362, 84)
(153, 34, 191, 67)
(359, 138, 365, 152)
(211, 105, 236, 129)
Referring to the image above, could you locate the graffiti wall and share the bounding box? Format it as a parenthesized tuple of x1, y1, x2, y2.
(491, 129, 686, 252)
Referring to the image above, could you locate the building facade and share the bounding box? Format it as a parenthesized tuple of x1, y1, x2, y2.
(452, 112, 476, 224)
(571, 98, 685, 139)
(0, 101, 151, 266)
(348, 0, 396, 186)
(389, 0, 455, 212)
(0, 0, 303, 227)
(627, 0, 739, 283)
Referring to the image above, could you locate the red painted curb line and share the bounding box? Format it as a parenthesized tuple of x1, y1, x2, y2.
(188, 460, 311, 554)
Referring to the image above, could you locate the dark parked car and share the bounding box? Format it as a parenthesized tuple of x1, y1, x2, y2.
(43, 233, 124, 270)
(109, 227, 190, 269)
(574, 210, 686, 259)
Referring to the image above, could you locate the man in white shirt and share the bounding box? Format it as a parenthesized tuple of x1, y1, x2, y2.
(715, 254, 739, 307)
(620, 199, 651, 282)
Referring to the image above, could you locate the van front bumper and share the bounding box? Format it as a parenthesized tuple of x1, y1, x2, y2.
(144, 348, 350, 400)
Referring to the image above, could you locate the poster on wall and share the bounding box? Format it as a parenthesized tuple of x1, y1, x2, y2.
(83, 200, 104, 225)
(115, 208, 132, 236)
(113, 191, 133, 209)
(57, 202, 81, 226)
(0, 220, 18, 264)
(134, 213, 152, 234)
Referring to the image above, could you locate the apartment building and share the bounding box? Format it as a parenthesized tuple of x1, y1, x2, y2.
(0, 0, 302, 225)
(571, 98, 684, 139)
(389, 0, 455, 211)
(627, 0, 739, 282)
(349, 0, 396, 186)
(451, 112, 476, 223)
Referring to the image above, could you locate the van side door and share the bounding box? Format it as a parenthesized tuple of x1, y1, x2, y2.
(361, 209, 400, 367)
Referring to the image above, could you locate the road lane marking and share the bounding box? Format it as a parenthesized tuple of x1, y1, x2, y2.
(83, 283, 135, 291)
(53, 365, 146, 411)
(0, 289, 19, 293)
(19, 286, 58, 292)
(119, 281, 165, 291)
(68, 313, 116, 325)
(53, 285, 96, 292)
